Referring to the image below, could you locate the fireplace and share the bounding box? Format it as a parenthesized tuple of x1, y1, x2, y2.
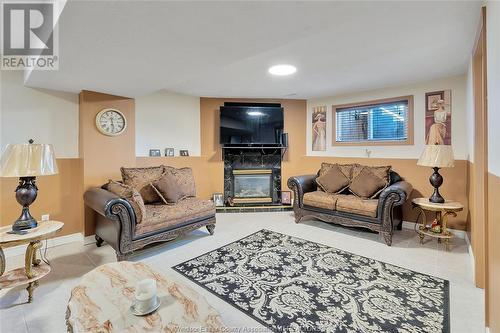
(232, 169, 273, 204)
(223, 147, 283, 206)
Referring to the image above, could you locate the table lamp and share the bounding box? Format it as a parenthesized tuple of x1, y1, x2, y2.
(0, 140, 58, 231)
(417, 144, 454, 203)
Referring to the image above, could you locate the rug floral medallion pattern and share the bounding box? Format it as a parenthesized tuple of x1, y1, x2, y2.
(173, 229, 449, 333)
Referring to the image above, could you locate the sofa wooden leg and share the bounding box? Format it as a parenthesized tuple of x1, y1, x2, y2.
(382, 232, 393, 246)
(116, 252, 129, 261)
(206, 225, 215, 235)
(95, 235, 104, 247)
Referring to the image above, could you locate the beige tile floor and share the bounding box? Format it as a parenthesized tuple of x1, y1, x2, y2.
(0, 212, 485, 333)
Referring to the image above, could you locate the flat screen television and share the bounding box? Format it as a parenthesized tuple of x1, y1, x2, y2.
(220, 103, 284, 145)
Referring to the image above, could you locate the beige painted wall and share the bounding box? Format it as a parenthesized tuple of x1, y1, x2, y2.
(135, 91, 201, 157)
(486, 1, 500, 331)
(307, 75, 468, 159)
(1, 71, 79, 157)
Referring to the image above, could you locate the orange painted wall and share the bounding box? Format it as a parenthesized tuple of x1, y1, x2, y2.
(79, 91, 135, 235)
(0, 158, 83, 236)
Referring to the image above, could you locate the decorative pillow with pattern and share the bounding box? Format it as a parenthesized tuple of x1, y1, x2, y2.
(106, 180, 146, 223)
(316, 165, 350, 194)
(152, 166, 196, 204)
(121, 166, 164, 204)
(349, 166, 391, 199)
(319, 162, 358, 180)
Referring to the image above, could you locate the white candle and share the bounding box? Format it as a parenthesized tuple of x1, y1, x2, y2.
(135, 279, 156, 301)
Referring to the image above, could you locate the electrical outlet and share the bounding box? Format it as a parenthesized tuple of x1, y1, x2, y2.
(41, 214, 50, 222)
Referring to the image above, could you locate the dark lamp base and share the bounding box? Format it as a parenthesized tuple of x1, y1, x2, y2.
(428, 167, 445, 203)
(12, 176, 39, 231)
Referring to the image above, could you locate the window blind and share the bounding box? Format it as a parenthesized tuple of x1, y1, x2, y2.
(335, 100, 409, 143)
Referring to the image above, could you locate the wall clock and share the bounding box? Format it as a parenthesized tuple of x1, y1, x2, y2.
(95, 108, 127, 136)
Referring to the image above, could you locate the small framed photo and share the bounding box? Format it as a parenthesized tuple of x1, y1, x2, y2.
(149, 149, 161, 157)
(281, 191, 292, 205)
(213, 193, 224, 207)
(165, 148, 174, 156)
(180, 149, 189, 156)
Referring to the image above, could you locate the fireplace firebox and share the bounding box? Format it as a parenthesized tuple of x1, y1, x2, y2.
(232, 169, 273, 204)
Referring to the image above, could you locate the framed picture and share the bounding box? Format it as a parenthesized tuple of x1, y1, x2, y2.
(425, 90, 452, 145)
(213, 193, 224, 207)
(281, 191, 292, 205)
(165, 148, 174, 156)
(180, 149, 189, 156)
(149, 149, 161, 157)
(312, 106, 327, 151)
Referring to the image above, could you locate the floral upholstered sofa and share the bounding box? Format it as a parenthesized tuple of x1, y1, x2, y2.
(288, 163, 413, 246)
(84, 165, 216, 260)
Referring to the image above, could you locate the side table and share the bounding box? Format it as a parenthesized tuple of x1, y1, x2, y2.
(411, 198, 463, 250)
(0, 221, 63, 302)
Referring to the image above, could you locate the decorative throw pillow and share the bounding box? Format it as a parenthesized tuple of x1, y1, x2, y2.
(152, 166, 196, 203)
(106, 180, 146, 224)
(351, 165, 391, 184)
(319, 162, 357, 179)
(316, 165, 350, 194)
(121, 166, 164, 204)
(349, 166, 389, 199)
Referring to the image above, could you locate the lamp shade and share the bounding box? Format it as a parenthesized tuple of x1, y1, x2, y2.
(0, 143, 58, 177)
(417, 145, 455, 168)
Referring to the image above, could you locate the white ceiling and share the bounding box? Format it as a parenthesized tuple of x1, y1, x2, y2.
(25, 1, 481, 99)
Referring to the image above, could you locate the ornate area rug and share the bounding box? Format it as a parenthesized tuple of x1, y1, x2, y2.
(173, 229, 450, 333)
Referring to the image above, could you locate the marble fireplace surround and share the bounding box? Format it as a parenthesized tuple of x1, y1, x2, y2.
(223, 147, 282, 206)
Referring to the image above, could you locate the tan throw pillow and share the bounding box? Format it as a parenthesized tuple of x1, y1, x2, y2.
(349, 167, 389, 199)
(316, 165, 350, 194)
(152, 167, 196, 203)
(351, 165, 391, 183)
(106, 180, 146, 224)
(121, 166, 164, 204)
(319, 162, 356, 179)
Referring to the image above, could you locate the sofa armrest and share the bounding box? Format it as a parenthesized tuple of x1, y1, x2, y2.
(377, 180, 413, 230)
(287, 175, 317, 208)
(378, 181, 413, 207)
(83, 188, 133, 219)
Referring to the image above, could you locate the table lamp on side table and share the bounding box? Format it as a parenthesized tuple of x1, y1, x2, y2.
(417, 144, 454, 203)
(0, 140, 58, 231)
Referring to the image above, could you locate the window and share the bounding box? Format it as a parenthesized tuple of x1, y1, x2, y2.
(333, 96, 413, 145)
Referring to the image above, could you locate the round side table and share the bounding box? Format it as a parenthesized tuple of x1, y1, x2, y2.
(0, 221, 63, 302)
(411, 198, 463, 251)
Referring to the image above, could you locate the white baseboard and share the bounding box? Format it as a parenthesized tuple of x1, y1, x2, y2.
(3, 232, 84, 258)
(84, 234, 96, 245)
(401, 221, 466, 239)
(486, 327, 490, 333)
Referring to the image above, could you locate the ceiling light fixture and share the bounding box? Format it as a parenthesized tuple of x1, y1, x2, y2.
(268, 64, 297, 76)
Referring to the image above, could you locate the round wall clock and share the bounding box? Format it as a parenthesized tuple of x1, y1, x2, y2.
(95, 108, 127, 136)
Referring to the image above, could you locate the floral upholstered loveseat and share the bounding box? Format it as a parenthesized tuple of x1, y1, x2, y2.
(84, 165, 216, 260)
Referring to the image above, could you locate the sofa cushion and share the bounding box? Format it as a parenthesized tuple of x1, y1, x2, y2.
(121, 166, 164, 204)
(349, 167, 387, 199)
(316, 165, 350, 194)
(303, 191, 337, 210)
(319, 162, 357, 179)
(106, 180, 146, 224)
(152, 166, 196, 204)
(336, 194, 378, 218)
(136, 197, 215, 235)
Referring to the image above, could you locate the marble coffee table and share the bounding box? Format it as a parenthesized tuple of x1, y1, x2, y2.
(66, 261, 225, 332)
